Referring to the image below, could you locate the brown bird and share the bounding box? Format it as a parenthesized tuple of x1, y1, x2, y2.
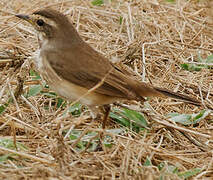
(16, 9, 201, 127)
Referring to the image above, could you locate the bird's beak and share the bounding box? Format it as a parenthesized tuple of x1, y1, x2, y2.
(15, 14, 30, 20)
(15, 14, 34, 25)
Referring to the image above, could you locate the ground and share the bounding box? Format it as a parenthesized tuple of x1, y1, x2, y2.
(0, 0, 213, 179)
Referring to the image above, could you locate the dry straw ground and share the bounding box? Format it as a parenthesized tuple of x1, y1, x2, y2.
(0, 0, 213, 179)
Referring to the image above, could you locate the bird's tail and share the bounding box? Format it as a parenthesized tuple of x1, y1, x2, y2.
(153, 87, 201, 106)
(128, 79, 201, 106)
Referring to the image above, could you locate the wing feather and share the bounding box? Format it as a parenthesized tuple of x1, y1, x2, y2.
(42, 42, 139, 100)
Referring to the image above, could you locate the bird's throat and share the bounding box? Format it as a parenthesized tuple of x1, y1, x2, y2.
(37, 32, 49, 49)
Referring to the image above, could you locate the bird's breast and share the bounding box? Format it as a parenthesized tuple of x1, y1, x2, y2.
(34, 50, 43, 70)
(33, 53, 119, 106)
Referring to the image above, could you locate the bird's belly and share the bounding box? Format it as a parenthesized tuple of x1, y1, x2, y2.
(51, 79, 118, 106)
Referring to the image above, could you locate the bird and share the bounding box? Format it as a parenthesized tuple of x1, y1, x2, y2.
(15, 8, 201, 127)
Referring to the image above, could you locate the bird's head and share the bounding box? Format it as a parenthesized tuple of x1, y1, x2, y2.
(16, 9, 80, 46)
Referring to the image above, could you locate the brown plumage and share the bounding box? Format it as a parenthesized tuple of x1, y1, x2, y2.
(16, 9, 201, 126)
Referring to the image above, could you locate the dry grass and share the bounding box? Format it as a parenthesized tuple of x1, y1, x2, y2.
(0, 0, 213, 179)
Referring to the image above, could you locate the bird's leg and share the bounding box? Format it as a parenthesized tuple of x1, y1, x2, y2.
(102, 104, 111, 129)
(87, 104, 111, 152)
(88, 105, 111, 128)
(88, 106, 100, 119)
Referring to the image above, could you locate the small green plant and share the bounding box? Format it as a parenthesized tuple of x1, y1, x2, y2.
(167, 110, 210, 125)
(91, 0, 104, 6)
(27, 70, 42, 97)
(67, 128, 123, 152)
(157, 162, 201, 179)
(143, 157, 152, 166)
(27, 85, 42, 97)
(67, 103, 82, 116)
(0, 103, 9, 114)
(119, 16, 123, 25)
(181, 53, 213, 71)
(177, 168, 201, 179)
(165, 0, 175, 2)
(29, 69, 41, 80)
(0, 139, 27, 150)
(110, 107, 148, 132)
(0, 139, 28, 162)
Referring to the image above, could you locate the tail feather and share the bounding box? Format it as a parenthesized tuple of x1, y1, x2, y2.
(154, 87, 201, 106)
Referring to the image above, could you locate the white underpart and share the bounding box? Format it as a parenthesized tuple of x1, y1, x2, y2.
(33, 49, 43, 70)
(34, 33, 51, 69)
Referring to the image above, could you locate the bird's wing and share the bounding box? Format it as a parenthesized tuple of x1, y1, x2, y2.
(42, 42, 141, 100)
(41, 41, 201, 106)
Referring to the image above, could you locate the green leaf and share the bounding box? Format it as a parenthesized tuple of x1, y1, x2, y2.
(40, 91, 65, 109)
(68, 129, 115, 152)
(205, 54, 213, 63)
(168, 110, 210, 125)
(68, 103, 82, 116)
(0, 139, 27, 151)
(178, 168, 201, 179)
(69, 130, 81, 140)
(192, 110, 210, 124)
(122, 108, 148, 128)
(103, 142, 113, 148)
(29, 69, 41, 80)
(0, 154, 14, 162)
(159, 176, 164, 180)
(110, 111, 130, 127)
(144, 157, 152, 166)
(180, 63, 203, 71)
(168, 113, 192, 125)
(91, 0, 104, 6)
(76, 141, 86, 150)
(165, 0, 175, 2)
(110, 108, 148, 132)
(28, 85, 42, 97)
(69, 130, 97, 151)
(119, 16, 123, 25)
(158, 162, 165, 171)
(180, 63, 189, 70)
(56, 98, 65, 109)
(181, 53, 213, 72)
(0, 105, 6, 114)
(0, 104, 8, 114)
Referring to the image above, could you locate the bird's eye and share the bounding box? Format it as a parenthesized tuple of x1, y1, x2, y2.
(36, 19, 44, 26)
